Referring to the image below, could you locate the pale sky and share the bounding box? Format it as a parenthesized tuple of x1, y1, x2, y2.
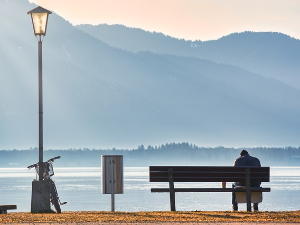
(29, 0, 300, 41)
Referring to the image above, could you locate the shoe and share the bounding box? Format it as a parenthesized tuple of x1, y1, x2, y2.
(253, 204, 258, 212)
(232, 205, 238, 211)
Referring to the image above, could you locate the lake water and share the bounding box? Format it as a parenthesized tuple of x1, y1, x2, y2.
(0, 167, 299, 212)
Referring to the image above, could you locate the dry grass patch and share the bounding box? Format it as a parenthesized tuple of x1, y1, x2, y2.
(0, 211, 299, 223)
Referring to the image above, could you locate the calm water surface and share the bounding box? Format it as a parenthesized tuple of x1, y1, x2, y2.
(0, 167, 299, 212)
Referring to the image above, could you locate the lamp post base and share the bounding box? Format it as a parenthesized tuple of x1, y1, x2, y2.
(31, 180, 51, 213)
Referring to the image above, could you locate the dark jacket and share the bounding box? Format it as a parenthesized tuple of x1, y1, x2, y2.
(233, 153, 261, 186)
(234, 153, 261, 167)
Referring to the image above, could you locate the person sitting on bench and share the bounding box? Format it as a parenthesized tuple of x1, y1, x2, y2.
(232, 150, 261, 211)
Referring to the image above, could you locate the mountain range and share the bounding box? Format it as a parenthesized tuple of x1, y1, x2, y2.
(76, 24, 300, 89)
(1, 0, 300, 150)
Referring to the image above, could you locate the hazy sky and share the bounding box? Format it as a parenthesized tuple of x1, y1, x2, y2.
(28, 0, 300, 41)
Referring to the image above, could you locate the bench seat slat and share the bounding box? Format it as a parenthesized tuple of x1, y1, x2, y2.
(150, 172, 270, 177)
(150, 166, 270, 173)
(151, 188, 271, 193)
(150, 171, 269, 175)
(150, 177, 269, 182)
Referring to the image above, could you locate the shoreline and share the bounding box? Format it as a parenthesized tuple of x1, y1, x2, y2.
(0, 211, 299, 224)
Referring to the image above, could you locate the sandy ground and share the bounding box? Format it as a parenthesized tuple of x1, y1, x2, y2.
(2, 223, 300, 225)
(1, 211, 300, 224)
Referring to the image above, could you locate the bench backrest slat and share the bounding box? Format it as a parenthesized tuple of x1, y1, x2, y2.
(149, 166, 270, 183)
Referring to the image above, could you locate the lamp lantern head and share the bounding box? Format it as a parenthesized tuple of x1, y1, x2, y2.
(28, 6, 52, 37)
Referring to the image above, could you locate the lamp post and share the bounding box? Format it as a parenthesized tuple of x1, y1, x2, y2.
(28, 6, 51, 181)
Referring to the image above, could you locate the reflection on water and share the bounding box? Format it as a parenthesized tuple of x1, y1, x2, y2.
(0, 167, 299, 212)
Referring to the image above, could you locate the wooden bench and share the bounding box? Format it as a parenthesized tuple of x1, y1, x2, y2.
(0, 205, 17, 214)
(149, 166, 271, 212)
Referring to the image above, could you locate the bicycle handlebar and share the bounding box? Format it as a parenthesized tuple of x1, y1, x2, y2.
(27, 156, 61, 169)
(27, 163, 38, 169)
(48, 156, 61, 162)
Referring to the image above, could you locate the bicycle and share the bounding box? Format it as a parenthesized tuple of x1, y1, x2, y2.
(27, 156, 67, 213)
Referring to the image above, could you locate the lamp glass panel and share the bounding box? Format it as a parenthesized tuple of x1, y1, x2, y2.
(32, 13, 48, 35)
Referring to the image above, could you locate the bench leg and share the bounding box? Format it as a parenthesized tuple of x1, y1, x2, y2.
(0, 210, 7, 214)
(168, 168, 176, 211)
(170, 188, 176, 211)
(246, 168, 251, 212)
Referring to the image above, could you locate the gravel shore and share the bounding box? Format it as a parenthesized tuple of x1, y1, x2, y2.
(0, 211, 299, 224)
(2, 223, 300, 225)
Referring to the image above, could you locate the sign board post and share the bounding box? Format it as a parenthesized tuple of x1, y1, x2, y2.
(101, 155, 123, 211)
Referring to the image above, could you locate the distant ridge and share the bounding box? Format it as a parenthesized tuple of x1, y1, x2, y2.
(77, 24, 300, 89)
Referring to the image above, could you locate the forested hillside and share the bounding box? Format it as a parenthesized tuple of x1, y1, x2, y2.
(1, 143, 299, 167)
(77, 24, 300, 89)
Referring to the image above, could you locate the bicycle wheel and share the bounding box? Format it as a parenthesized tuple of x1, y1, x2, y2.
(48, 180, 61, 213)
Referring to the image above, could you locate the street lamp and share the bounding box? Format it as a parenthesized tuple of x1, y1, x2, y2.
(28, 6, 52, 181)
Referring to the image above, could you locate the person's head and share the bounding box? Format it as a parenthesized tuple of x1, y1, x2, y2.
(240, 149, 249, 156)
